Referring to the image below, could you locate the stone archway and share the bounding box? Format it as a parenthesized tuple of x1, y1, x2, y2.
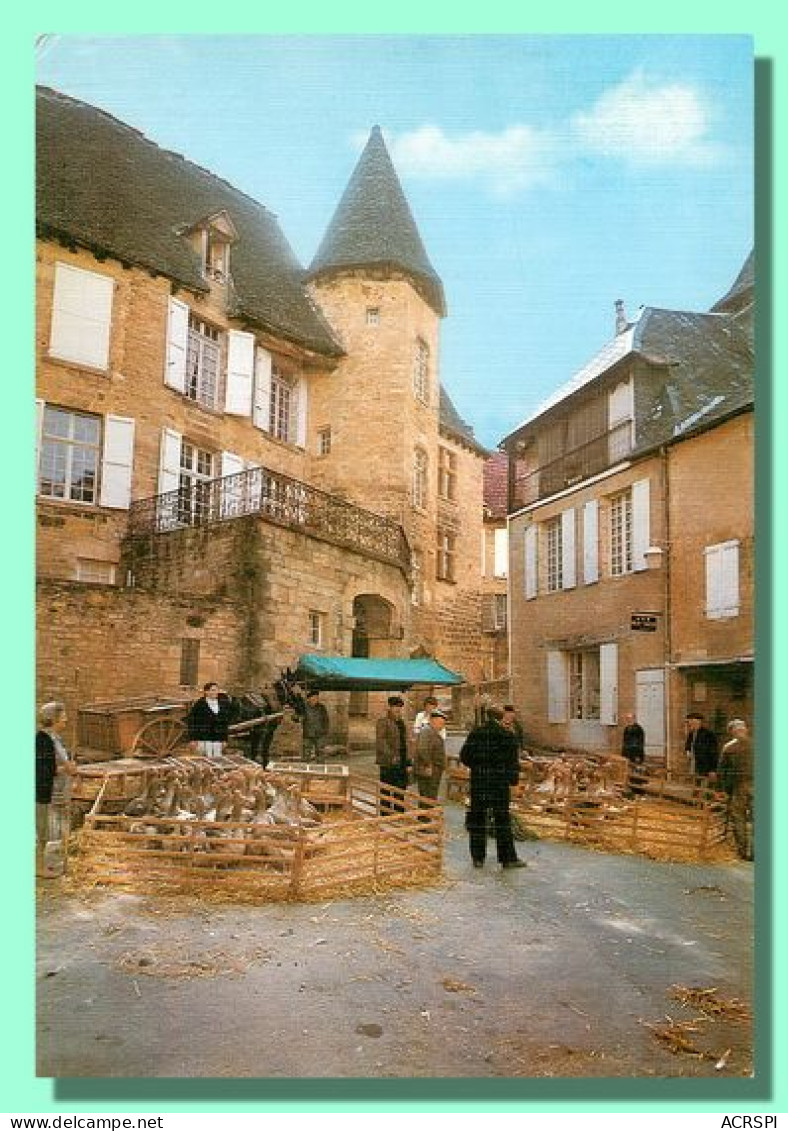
(349, 594, 395, 717)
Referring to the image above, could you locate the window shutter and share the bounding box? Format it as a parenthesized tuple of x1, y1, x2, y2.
(524, 525, 538, 600)
(561, 508, 576, 589)
(721, 542, 740, 616)
(158, 428, 182, 495)
(295, 377, 308, 448)
(632, 478, 651, 571)
(583, 499, 599, 584)
(547, 651, 568, 723)
(220, 451, 245, 517)
(705, 541, 740, 618)
(50, 262, 114, 370)
(35, 398, 45, 487)
(225, 330, 255, 416)
(608, 379, 634, 425)
(164, 297, 189, 393)
(493, 527, 508, 578)
(99, 416, 135, 509)
(481, 595, 494, 633)
(599, 642, 618, 725)
(253, 348, 273, 431)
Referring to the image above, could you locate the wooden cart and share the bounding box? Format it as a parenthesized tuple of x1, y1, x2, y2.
(77, 694, 193, 761)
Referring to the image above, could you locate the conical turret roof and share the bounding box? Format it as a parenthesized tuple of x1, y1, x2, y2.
(309, 127, 446, 316)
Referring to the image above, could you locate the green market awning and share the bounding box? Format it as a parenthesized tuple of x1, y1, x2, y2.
(295, 655, 464, 691)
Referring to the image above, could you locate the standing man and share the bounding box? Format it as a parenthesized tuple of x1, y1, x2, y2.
(414, 710, 447, 800)
(621, 712, 646, 766)
(186, 681, 235, 759)
(460, 705, 525, 870)
(302, 689, 330, 762)
(684, 712, 719, 778)
(376, 695, 410, 809)
(718, 719, 754, 860)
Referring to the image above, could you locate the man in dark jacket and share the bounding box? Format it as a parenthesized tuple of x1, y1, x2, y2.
(684, 713, 719, 777)
(621, 712, 646, 765)
(460, 705, 525, 869)
(302, 690, 330, 762)
(186, 682, 235, 758)
(375, 695, 410, 811)
(718, 719, 754, 859)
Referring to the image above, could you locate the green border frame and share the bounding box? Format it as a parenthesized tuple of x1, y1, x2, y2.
(7, 10, 783, 1115)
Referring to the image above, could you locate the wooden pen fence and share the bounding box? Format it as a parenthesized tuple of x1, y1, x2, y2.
(75, 774, 444, 902)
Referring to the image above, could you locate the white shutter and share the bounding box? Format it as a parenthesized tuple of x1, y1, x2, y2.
(608, 379, 634, 425)
(99, 416, 135, 509)
(50, 262, 114, 370)
(705, 541, 739, 618)
(164, 297, 189, 393)
(632, 478, 651, 571)
(493, 527, 508, 578)
(561, 508, 576, 589)
(221, 451, 245, 517)
(721, 542, 740, 616)
(524, 525, 538, 600)
(158, 428, 182, 495)
(599, 642, 618, 725)
(295, 376, 308, 448)
(225, 330, 255, 416)
(547, 651, 568, 723)
(35, 399, 45, 487)
(583, 499, 599, 584)
(253, 348, 273, 431)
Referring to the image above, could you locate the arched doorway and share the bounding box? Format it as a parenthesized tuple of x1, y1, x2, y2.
(350, 594, 395, 717)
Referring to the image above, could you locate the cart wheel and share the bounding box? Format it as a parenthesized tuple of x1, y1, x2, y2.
(132, 717, 188, 758)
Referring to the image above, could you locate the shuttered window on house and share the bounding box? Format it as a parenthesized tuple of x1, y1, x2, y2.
(180, 639, 200, 687)
(50, 262, 114, 370)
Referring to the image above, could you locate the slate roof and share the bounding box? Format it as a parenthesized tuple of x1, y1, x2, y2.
(308, 127, 446, 317)
(483, 452, 509, 519)
(36, 86, 343, 358)
(502, 254, 754, 452)
(439, 386, 489, 458)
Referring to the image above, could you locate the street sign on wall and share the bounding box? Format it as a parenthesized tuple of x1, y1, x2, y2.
(631, 613, 659, 632)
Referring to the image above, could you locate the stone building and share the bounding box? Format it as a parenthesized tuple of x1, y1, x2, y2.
(35, 87, 488, 740)
(502, 255, 753, 768)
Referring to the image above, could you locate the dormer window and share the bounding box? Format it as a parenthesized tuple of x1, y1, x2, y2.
(183, 210, 238, 286)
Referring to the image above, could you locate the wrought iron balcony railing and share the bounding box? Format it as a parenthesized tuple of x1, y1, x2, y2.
(127, 465, 411, 572)
(511, 419, 633, 510)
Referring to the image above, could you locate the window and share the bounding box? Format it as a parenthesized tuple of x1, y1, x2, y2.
(49, 262, 114, 370)
(38, 406, 100, 504)
(482, 593, 507, 633)
(76, 559, 116, 585)
(186, 315, 221, 408)
(318, 427, 332, 456)
(438, 447, 457, 501)
(269, 365, 298, 443)
(546, 517, 563, 592)
(204, 232, 230, 283)
(411, 549, 424, 606)
(610, 489, 633, 576)
(366, 307, 380, 326)
(308, 611, 325, 648)
(413, 338, 430, 403)
(568, 650, 601, 720)
(413, 448, 428, 510)
(437, 529, 456, 582)
(705, 540, 740, 618)
(178, 441, 215, 525)
(180, 638, 200, 687)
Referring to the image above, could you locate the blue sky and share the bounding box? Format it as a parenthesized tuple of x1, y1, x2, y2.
(36, 34, 753, 448)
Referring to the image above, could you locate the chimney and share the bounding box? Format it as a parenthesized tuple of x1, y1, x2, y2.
(615, 299, 628, 335)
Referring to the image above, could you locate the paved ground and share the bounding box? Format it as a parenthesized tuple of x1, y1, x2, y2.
(37, 747, 753, 1079)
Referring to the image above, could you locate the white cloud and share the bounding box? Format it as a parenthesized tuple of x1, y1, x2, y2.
(571, 70, 722, 167)
(363, 124, 556, 195)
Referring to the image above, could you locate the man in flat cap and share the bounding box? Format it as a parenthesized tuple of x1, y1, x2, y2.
(414, 710, 447, 800)
(375, 695, 411, 811)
